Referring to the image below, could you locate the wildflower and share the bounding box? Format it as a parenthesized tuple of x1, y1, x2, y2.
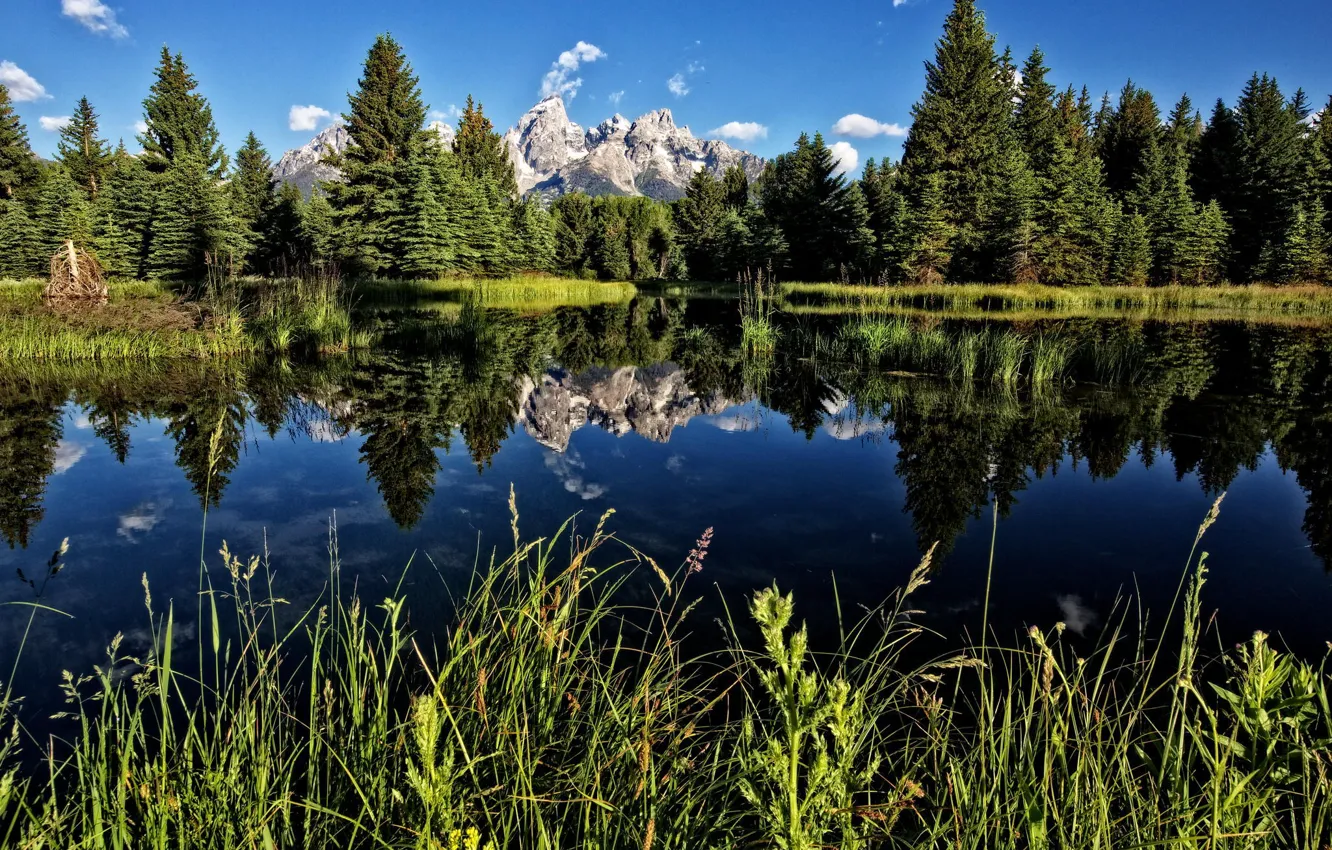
(686, 527, 714, 575)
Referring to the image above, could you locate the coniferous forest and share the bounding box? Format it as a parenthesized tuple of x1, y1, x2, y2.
(2, 0, 1332, 287)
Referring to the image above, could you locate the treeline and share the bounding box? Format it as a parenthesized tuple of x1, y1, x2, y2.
(2, 0, 1331, 285)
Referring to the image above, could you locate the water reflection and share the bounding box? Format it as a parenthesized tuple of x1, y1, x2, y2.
(2, 303, 1332, 572)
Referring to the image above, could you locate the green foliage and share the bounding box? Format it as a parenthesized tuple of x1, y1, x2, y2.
(0, 198, 40, 278)
(0, 84, 38, 201)
(227, 131, 276, 266)
(55, 96, 111, 199)
(139, 47, 227, 176)
(452, 95, 517, 197)
(675, 169, 727, 279)
(33, 166, 92, 257)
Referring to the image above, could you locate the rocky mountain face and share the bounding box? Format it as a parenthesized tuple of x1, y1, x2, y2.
(272, 121, 456, 196)
(273, 95, 762, 202)
(518, 363, 732, 452)
(503, 94, 765, 201)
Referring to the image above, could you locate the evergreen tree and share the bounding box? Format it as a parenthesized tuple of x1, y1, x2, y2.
(675, 170, 727, 279)
(1100, 81, 1164, 207)
(511, 199, 555, 271)
(398, 146, 457, 276)
(1180, 199, 1231, 285)
(302, 191, 335, 264)
(1109, 210, 1152, 286)
(139, 48, 227, 176)
(903, 172, 954, 284)
(33, 167, 92, 256)
(1164, 93, 1202, 172)
(1014, 46, 1060, 175)
(1191, 98, 1243, 209)
(552, 193, 595, 274)
(227, 132, 276, 267)
(0, 84, 38, 201)
(722, 164, 750, 211)
(452, 95, 518, 197)
(326, 34, 429, 274)
(0, 198, 39, 277)
(147, 151, 235, 278)
(990, 145, 1039, 283)
(899, 0, 1014, 278)
(594, 212, 632, 281)
(255, 182, 309, 272)
(96, 146, 158, 278)
(1232, 74, 1311, 280)
(1264, 203, 1326, 283)
(56, 97, 112, 199)
(860, 159, 911, 282)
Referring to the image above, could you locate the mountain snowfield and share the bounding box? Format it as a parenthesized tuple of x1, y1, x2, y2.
(272, 94, 763, 201)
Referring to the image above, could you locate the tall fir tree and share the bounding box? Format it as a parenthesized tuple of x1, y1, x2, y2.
(899, 0, 1014, 279)
(326, 34, 429, 274)
(1100, 81, 1164, 208)
(0, 198, 40, 277)
(721, 164, 750, 211)
(302, 191, 336, 264)
(96, 145, 158, 278)
(1109, 209, 1152, 286)
(56, 97, 112, 199)
(860, 159, 911, 282)
(1191, 98, 1243, 211)
(452, 95, 518, 197)
(675, 170, 727, 280)
(552, 193, 595, 275)
(147, 151, 236, 278)
(33, 167, 92, 257)
(1232, 74, 1308, 280)
(903, 171, 955, 284)
(227, 132, 276, 268)
(255, 182, 309, 272)
(990, 145, 1039, 283)
(1013, 46, 1060, 175)
(139, 48, 227, 176)
(511, 199, 555, 272)
(398, 145, 458, 276)
(0, 84, 38, 201)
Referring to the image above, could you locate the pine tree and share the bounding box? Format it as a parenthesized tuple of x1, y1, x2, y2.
(0, 84, 38, 201)
(139, 48, 227, 176)
(1265, 203, 1326, 283)
(552, 193, 595, 274)
(1014, 46, 1059, 175)
(33, 167, 93, 257)
(990, 145, 1039, 283)
(1152, 150, 1202, 283)
(56, 97, 112, 199)
(97, 146, 158, 278)
(0, 198, 39, 277)
(903, 172, 954, 284)
(1180, 199, 1230, 285)
(899, 0, 1014, 279)
(227, 132, 276, 267)
(675, 170, 727, 280)
(1191, 99, 1243, 209)
(1232, 74, 1307, 280)
(1109, 210, 1152, 286)
(148, 151, 235, 278)
(255, 182, 308, 272)
(452, 95, 518, 197)
(302, 191, 335, 264)
(594, 213, 632, 281)
(511, 199, 555, 271)
(722, 164, 750, 211)
(398, 146, 456, 276)
(326, 34, 429, 274)
(860, 159, 911, 282)
(1100, 81, 1164, 208)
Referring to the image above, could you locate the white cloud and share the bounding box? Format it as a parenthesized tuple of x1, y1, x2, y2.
(39, 115, 71, 132)
(62, 0, 128, 38)
(133, 120, 148, 134)
(830, 141, 859, 177)
(832, 113, 907, 138)
(288, 104, 333, 132)
(118, 502, 166, 542)
(540, 41, 606, 101)
(709, 121, 768, 142)
(893, 0, 908, 6)
(1056, 594, 1097, 636)
(608, 90, 624, 107)
(53, 440, 87, 475)
(0, 61, 50, 102)
(686, 61, 705, 74)
(667, 73, 690, 98)
(429, 104, 460, 123)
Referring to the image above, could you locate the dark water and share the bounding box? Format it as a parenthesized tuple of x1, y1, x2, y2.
(3, 298, 1331, 711)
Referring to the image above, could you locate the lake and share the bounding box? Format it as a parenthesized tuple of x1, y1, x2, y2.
(3, 295, 1331, 712)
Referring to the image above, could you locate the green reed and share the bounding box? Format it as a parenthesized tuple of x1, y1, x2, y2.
(1, 495, 1328, 849)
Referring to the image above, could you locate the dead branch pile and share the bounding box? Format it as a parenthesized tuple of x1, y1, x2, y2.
(45, 240, 108, 303)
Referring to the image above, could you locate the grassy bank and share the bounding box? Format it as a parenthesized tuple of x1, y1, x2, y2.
(782, 281, 1332, 318)
(2, 496, 1328, 849)
(0, 276, 367, 361)
(357, 276, 638, 312)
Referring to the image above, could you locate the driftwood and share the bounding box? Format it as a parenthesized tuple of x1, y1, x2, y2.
(45, 240, 108, 303)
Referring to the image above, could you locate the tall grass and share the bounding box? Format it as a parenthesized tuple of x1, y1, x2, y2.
(1, 500, 1329, 848)
(358, 277, 638, 312)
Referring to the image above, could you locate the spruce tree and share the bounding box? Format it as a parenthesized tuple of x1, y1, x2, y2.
(0, 84, 38, 201)
(227, 132, 276, 267)
(722, 164, 750, 211)
(1100, 81, 1164, 207)
(903, 172, 954, 284)
(899, 0, 1014, 279)
(1109, 210, 1152, 286)
(1191, 99, 1243, 210)
(148, 151, 235, 278)
(452, 95, 518, 197)
(675, 170, 727, 280)
(302, 192, 335, 264)
(1180, 200, 1230, 285)
(594, 213, 632, 281)
(552, 193, 595, 274)
(327, 34, 429, 274)
(0, 199, 39, 277)
(398, 146, 456, 276)
(1265, 203, 1326, 283)
(56, 97, 112, 199)
(1232, 74, 1307, 280)
(990, 145, 1039, 283)
(255, 182, 308, 272)
(139, 48, 227, 176)
(97, 146, 158, 278)
(860, 159, 911, 282)
(511, 199, 555, 271)
(34, 167, 93, 257)
(1014, 46, 1060, 175)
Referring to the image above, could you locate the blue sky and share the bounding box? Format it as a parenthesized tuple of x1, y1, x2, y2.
(4, 0, 1331, 173)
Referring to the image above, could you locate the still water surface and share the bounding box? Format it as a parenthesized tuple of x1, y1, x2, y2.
(2, 298, 1330, 710)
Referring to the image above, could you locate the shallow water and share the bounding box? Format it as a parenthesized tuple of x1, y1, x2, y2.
(2, 298, 1331, 710)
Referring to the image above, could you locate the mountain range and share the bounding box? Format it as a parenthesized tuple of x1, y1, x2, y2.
(271, 94, 764, 202)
